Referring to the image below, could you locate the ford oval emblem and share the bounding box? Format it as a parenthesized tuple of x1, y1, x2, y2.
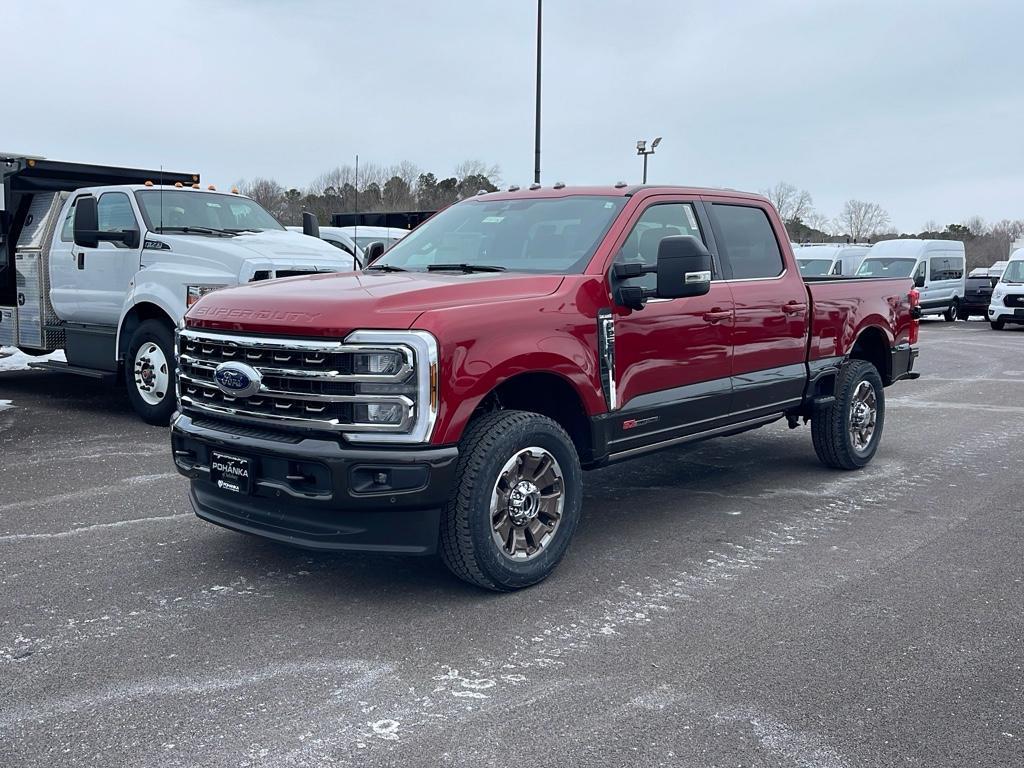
(213, 362, 262, 398)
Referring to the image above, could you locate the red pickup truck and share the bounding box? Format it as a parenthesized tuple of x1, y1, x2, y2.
(171, 185, 920, 590)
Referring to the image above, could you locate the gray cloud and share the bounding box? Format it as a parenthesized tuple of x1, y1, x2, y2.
(5, 0, 1022, 230)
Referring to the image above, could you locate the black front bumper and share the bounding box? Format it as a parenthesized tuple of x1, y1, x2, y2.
(171, 413, 460, 554)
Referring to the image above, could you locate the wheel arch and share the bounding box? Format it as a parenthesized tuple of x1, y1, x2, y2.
(848, 324, 892, 384)
(118, 301, 176, 361)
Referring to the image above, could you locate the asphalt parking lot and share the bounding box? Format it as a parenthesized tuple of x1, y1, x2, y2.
(1, 320, 1022, 768)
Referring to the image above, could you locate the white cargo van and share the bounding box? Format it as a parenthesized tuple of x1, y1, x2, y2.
(793, 244, 870, 277)
(988, 252, 1024, 330)
(0, 154, 357, 424)
(856, 239, 966, 321)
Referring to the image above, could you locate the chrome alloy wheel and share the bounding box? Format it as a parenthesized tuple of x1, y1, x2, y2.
(490, 447, 565, 561)
(134, 342, 169, 406)
(848, 379, 878, 453)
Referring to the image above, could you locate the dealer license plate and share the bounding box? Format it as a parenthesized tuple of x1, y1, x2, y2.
(210, 451, 253, 494)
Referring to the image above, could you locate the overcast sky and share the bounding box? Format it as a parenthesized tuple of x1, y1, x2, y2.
(6, 0, 1022, 231)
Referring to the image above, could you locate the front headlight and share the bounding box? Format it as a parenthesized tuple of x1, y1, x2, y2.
(343, 330, 439, 444)
(186, 284, 226, 307)
(992, 287, 1006, 303)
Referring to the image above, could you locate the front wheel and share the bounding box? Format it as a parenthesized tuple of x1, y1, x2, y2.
(440, 410, 583, 591)
(811, 360, 885, 470)
(991, 319, 1005, 330)
(943, 300, 958, 322)
(125, 319, 177, 426)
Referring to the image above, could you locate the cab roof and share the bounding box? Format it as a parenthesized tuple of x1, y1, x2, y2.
(467, 184, 769, 203)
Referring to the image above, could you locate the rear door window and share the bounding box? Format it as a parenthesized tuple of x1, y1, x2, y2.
(929, 256, 964, 281)
(710, 204, 784, 280)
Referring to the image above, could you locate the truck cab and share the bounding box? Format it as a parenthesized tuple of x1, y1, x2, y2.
(0, 155, 357, 423)
(794, 244, 870, 277)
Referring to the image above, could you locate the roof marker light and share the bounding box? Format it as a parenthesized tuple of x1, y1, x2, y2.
(508, 184, 520, 192)
(144, 180, 154, 187)
(192, 183, 200, 189)
(553, 181, 565, 189)
(529, 182, 541, 190)
(231, 186, 239, 194)
(207, 184, 216, 191)
(174, 182, 183, 188)
(614, 180, 628, 188)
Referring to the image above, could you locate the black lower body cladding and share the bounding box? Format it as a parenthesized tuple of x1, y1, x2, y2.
(171, 414, 459, 554)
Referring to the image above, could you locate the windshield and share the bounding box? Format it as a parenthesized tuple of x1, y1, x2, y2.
(1001, 260, 1024, 283)
(135, 190, 284, 232)
(856, 257, 917, 277)
(372, 196, 628, 273)
(797, 258, 835, 276)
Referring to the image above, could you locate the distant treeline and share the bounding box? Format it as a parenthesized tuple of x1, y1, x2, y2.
(236, 159, 501, 227)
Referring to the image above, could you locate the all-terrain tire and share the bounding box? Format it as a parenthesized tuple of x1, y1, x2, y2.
(811, 360, 885, 470)
(125, 319, 178, 426)
(439, 410, 582, 591)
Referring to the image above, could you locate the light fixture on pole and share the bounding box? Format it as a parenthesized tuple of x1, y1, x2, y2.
(636, 136, 661, 184)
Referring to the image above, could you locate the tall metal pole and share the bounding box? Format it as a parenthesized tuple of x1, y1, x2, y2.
(534, 0, 542, 185)
(642, 154, 648, 184)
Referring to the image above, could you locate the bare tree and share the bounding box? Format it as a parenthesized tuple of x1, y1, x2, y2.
(803, 211, 833, 235)
(835, 200, 891, 241)
(762, 181, 814, 224)
(454, 159, 502, 186)
(921, 219, 940, 234)
(239, 177, 286, 218)
(961, 215, 988, 237)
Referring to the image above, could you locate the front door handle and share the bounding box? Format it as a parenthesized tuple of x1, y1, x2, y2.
(702, 308, 731, 323)
(782, 302, 806, 315)
(77, 253, 85, 270)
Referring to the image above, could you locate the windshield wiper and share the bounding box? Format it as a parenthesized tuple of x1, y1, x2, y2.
(364, 263, 407, 272)
(154, 226, 236, 237)
(426, 263, 507, 273)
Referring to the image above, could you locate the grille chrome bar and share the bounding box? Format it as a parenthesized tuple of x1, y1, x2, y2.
(177, 328, 419, 433)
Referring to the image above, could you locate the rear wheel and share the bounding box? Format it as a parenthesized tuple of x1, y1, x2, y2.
(957, 306, 973, 321)
(943, 300, 958, 322)
(812, 360, 885, 470)
(991, 319, 1005, 330)
(440, 410, 582, 591)
(125, 319, 177, 426)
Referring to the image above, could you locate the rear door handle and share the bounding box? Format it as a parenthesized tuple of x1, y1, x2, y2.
(782, 302, 806, 315)
(702, 308, 731, 323)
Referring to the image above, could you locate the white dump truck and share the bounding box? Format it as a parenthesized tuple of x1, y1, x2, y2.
(0, 154, 357, 424)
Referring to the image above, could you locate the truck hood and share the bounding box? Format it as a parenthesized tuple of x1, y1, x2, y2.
(186, 271, 565, 337)
(154, 229, 356, 276)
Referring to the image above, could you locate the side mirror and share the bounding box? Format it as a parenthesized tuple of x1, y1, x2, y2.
(914, 273, 925, 288)
(302, 211, 320, 238)
(365, 241, 385, 264)
(654, 236, 712, 299)
(73, 196, 100, 249)
(72, 195, 141, 249)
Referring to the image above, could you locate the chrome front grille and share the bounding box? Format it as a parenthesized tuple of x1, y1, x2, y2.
(176, 329, 416, 432)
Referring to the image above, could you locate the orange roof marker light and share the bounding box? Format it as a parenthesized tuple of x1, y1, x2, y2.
(174, 181, 183, 188)
(207, 184, 216, 191)
(144, 180, 154, 187)
(192, 183, 200, 189)
(231, 187, 239, 194)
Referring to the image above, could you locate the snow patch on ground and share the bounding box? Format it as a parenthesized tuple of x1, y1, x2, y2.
(0, 346, 65, 372)
(0, 399, 12, 411)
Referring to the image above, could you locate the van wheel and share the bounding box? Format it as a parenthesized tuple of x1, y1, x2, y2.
(990, 319, 1005, 330)
(440, 410, 582, 591)
(812, 360, 885, 470)
(943, 300, 958, 322)
(957, 306, 972, 321)
(125, 319, 177, 426)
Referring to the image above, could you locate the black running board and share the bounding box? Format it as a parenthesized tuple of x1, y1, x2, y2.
(28, 360, 118, 383)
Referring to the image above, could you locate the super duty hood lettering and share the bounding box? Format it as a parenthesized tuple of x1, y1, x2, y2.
(190, 306, 322, 323)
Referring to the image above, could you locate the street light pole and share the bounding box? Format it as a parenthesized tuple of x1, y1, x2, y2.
(636, 137, 661, 184)
(534, 0, 542, 185)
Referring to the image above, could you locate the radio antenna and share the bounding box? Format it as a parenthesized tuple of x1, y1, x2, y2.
(354, 153, 359, 250)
